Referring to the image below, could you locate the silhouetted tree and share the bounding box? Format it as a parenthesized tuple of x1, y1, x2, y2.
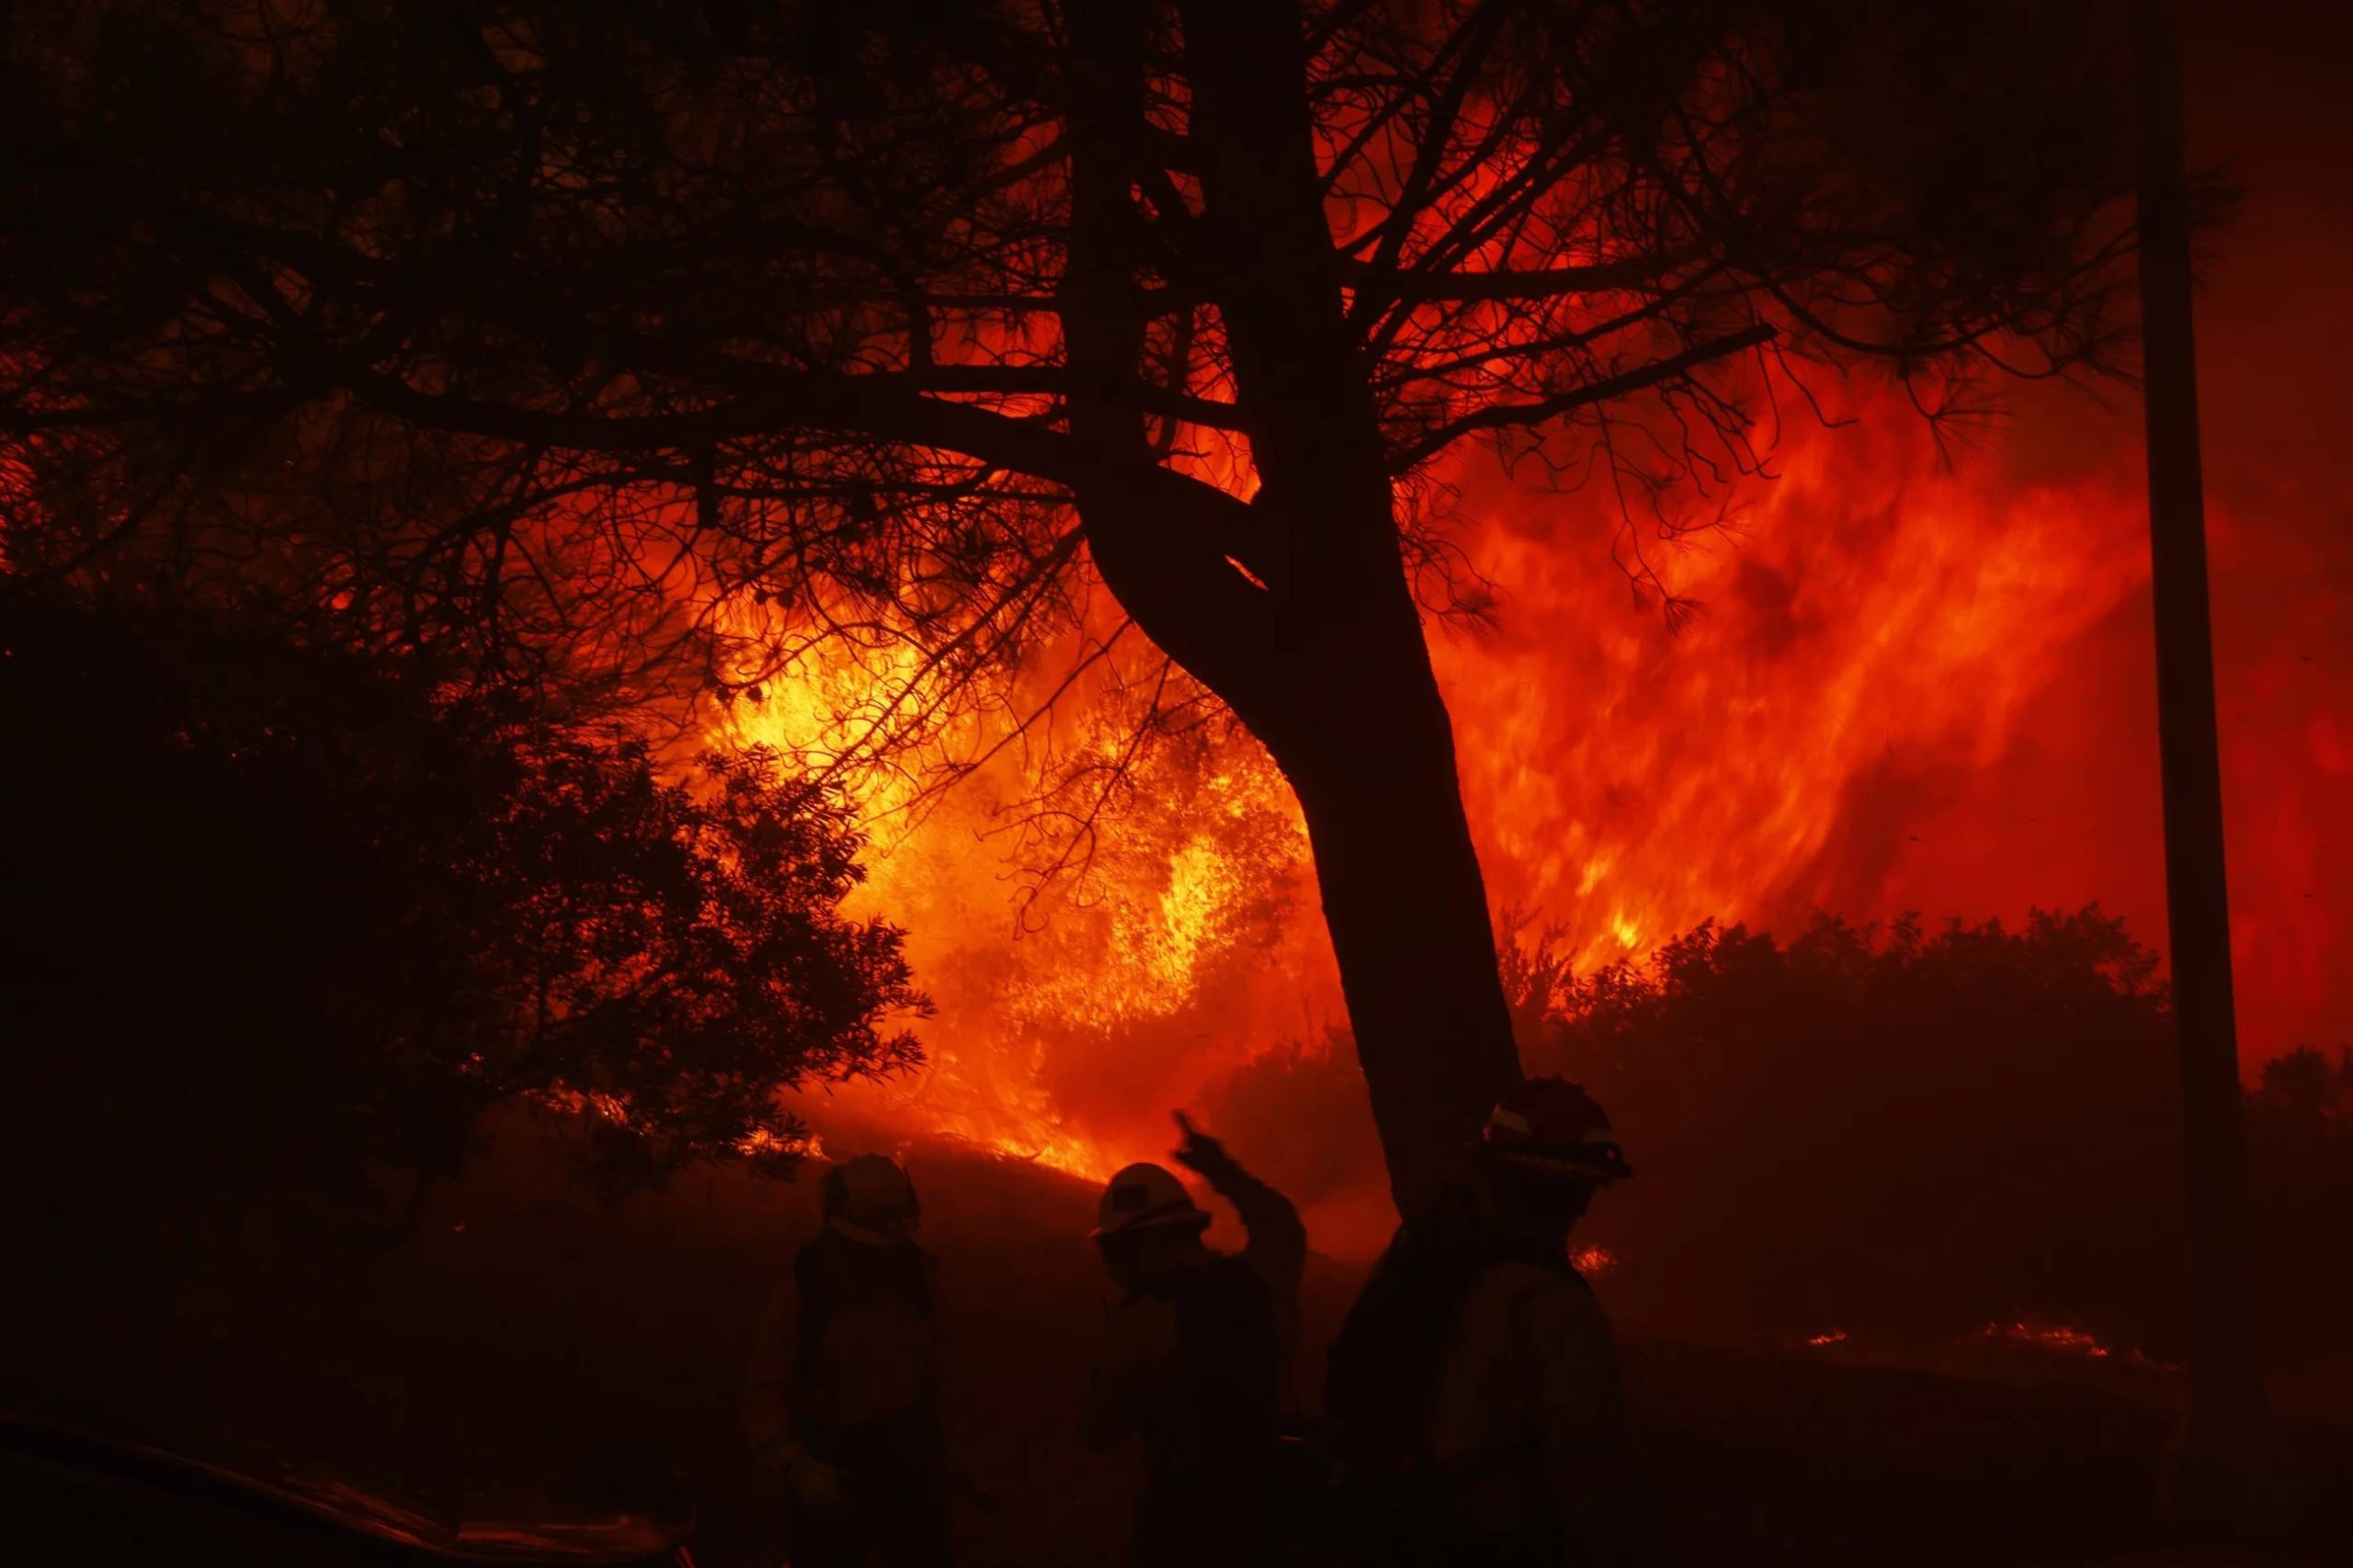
(0, 588, 926, 1310)
(0, 1, 2143, 1208)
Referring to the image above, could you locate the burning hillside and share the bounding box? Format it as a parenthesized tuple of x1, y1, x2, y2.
(717, 360, 2343, 1255)
(696, 7, 2351, 1235)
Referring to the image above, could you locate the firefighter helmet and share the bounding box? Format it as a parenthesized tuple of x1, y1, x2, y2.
(1091, 1162, 1211, 1239)
(821, 1153, 921, 1244)
(1478, 1078, 1633, 1183)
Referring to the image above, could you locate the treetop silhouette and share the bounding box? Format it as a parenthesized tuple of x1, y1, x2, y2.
(2, 0, 2144, 1207)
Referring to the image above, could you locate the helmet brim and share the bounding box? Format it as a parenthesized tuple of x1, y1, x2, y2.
(829, 1213, 919, 1245)
(1491, 1149, 1634, 1184)
(1090, 1208, 1212, 1241)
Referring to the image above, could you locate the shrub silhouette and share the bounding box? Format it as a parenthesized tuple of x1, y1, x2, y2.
(1528, 910, 2187, 1350)
(0, 590, 926, 1313)
(1211, 908, 2349, 1364)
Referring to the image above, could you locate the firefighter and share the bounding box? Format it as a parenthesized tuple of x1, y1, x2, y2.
(1326, 1078, 1643, 1567)
(1083, 1112, 1307, 1567)
(742, 1153, 951, 1568)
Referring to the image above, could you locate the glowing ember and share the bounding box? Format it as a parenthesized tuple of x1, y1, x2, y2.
(1572, 1245, 1619, 1277)
(538, 1088, 638, 1128)
(1806, 1329, 1849, 1348)
(1979, 1319, 2179, 1372)
(735, 1127, 821, 1162)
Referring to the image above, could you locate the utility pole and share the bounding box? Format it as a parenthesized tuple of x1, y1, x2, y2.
(2131, 0, 2280, 1529)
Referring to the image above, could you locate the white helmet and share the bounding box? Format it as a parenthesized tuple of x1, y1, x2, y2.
(821, 1153, 920, 1244)
(1091, 1162, 1211, 1239)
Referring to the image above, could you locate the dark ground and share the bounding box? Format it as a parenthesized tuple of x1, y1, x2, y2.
(17, 1122, 2350, 1566)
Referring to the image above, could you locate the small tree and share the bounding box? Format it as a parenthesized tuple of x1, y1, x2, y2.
(0, 587, 926, 1308)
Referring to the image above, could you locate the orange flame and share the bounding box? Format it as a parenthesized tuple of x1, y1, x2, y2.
(706, 373, 2341, 1240)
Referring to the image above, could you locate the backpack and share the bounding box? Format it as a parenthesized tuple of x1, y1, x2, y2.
(789, 1229, 939, 1418)
(1132, 1252, 1281, 1475)
(1324, 1207, 1580, 1490)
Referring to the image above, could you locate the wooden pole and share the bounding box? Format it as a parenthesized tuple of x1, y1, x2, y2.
(2131, 0, 2279, 1525)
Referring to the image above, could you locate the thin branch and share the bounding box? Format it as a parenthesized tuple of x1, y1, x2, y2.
(1387, 324, 1778, 472)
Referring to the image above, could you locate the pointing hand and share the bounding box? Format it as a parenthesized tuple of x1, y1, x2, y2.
(1171, 1110, 1228, 1173)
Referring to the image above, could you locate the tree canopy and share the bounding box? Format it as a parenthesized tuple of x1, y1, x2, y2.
(2, 0, 2150, 1207)
(3, 1, 2135, 675)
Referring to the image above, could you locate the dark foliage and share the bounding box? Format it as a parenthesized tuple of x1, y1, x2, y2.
(2243, 1043, 2353, 1359)
(0, 589, 926, 1311)
(1529, 909, 2189, 1349)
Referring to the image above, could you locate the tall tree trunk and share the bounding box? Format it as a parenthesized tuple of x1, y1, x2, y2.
(1271, 591, 1525, 1218)
(1065, 0, 1522, 1212)
(2131, 0, 2279, 1524)
(1182, 0, 1524, 1215)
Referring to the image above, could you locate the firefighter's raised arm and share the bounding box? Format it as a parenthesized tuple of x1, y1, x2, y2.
(1171, 1111, 1305, 1293)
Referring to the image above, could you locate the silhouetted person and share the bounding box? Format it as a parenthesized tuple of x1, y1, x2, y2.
(743, 1153, 950, 1567)
(1084, 1113, 1307, 1567)
(1327, 1079, 1642, 1567)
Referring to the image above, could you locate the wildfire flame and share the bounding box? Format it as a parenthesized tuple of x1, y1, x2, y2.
(705, 359, 2339, 1251)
